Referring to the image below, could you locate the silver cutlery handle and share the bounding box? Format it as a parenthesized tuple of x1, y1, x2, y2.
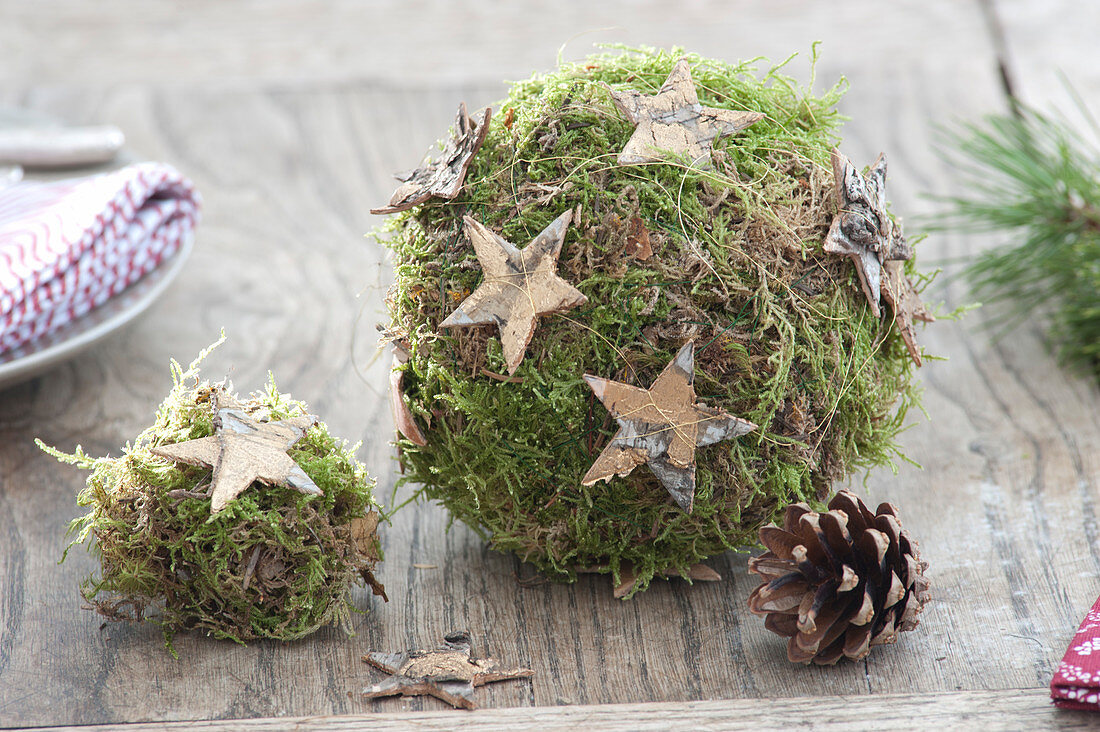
(0, 165, 22, 190)
(0, 126, 125, 168)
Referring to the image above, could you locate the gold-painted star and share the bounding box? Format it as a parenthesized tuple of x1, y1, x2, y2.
(882, 260, 935, 366)
(371, 103, 491, 215)
(825, 149, 912, 317)
(151, 402, 322, 514)
(440, 210, 587, 375)
(606, 58, 763, 168)
(361, 631, 534, 710)
(581, 341, 757, 513)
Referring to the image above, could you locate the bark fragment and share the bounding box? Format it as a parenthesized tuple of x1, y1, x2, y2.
(578, 562, 721, 598)
(390, 350, 427, 446)
(882, 260, 935, 366)
(824, 149, 912, 316)
(371, 103, 491, 215)
(624, 216, 654, 260)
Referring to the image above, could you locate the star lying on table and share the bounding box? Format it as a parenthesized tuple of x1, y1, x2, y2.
(581, 341, 757, 513)
(361, 631, 534, 710)
(605, 57, 763, 168)
(440, 209, 586, 375)
(151, 396, 322, 515)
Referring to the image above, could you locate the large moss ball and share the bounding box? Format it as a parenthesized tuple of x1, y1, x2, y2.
(47, 344, 384, 646)
(382, 49, 925, 593)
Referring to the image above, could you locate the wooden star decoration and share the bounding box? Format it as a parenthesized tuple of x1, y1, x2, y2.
(605, 58, 763, 168)
(361, 631, 534, 710)
(151, 404, 322, 515)
(824, 148, 912, 317)
(439, 210, 587, 375)
(581, 341, 757, 513)
(371, 102, 492, 215)
(882, 260, 935, 366)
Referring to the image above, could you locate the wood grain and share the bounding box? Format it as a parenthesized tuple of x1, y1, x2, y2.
(989, 0, 1100, 116)
(0, 0, 1001, 89)
(1, 0, 1098, 727)
(13, 689, 1096, 732)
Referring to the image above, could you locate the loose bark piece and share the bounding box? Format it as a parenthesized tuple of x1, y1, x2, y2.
(240, 546, 262, 592)
(606, 58, 763, 168)
(624, 216, 653, 260)
(824, 149, 912, 317)
(882, 260, 935, 367)
(151, 400, 322, 515)
(371, 103, 491, 215)
(361, 631, 533, 710)
(622, 563, 718, 599)
(389, 350, 427, 446)
(439, 210, 587, 375)
(349, 510, 388, 601)
(577, 562, 721, 598)
(350, 511, 382, 561)
(581, 341, 756, 513)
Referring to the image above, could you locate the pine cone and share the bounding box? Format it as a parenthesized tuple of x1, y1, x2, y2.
(747, 490, 931, 665)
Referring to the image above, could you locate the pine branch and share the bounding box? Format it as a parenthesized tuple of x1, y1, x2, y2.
(936, 102, 1100, 379)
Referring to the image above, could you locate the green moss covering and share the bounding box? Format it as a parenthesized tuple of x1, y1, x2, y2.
(380, 47, 930, 595)
(39, 338, 385, 651)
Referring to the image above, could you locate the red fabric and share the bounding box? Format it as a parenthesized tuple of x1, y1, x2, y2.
(0, 162, 199, 355)
(1052, 596, 1100, 709)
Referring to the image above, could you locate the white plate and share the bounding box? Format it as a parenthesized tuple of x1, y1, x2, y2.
(0, 233, 193, 390)
(0, 106, 192, 390)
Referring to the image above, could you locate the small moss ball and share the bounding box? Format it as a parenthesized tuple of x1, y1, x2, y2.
(381, 48, 927, 593)
(44, 344, 384, 647)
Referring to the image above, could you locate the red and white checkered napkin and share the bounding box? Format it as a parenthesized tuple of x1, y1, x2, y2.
(0, 162, 199, 354)
(1052, 596, 1100, 709)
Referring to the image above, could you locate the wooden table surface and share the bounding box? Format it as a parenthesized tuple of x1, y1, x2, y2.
(2, 1, 1099, 729)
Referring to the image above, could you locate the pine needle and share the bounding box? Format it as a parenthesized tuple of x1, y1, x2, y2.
(936, 102, 1100, 378)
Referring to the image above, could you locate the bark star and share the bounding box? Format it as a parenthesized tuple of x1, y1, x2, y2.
(151, 405, 321, 515)
(439, 209, 586, 375)
(606, 58, 763, 168)
(581, 341, 757, 513)
(361, 631, 533, 710)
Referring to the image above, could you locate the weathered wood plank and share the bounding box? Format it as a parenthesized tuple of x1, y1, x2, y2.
(0, 0, 995, 90)
(991, 0, 1100, 114)
(15, 689, 1096, 732)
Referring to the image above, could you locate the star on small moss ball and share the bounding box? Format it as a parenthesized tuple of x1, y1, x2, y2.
(39, 339, 386, 649)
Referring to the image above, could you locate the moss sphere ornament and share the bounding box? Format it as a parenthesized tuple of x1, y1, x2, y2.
(378, 48, 934, 595)
(40, 340, 386, 648)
